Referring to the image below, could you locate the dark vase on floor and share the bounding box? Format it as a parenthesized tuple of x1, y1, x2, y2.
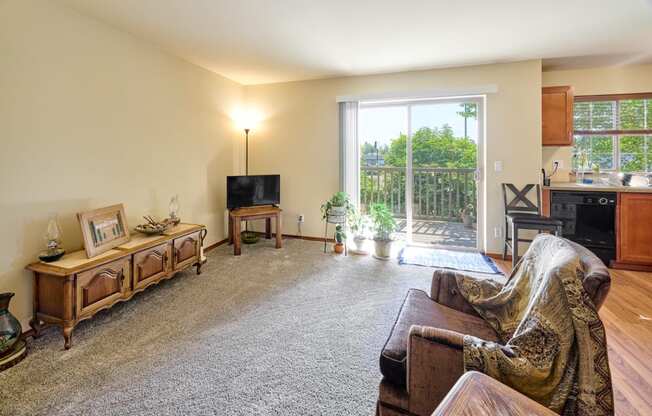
(0, 293, 22, 356)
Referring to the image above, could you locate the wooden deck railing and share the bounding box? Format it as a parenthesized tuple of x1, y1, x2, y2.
(360, 166, 477, 221)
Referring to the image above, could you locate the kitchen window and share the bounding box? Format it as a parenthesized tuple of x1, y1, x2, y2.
(572, 93, 652, 173)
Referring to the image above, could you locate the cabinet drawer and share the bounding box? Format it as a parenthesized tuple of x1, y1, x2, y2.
(133, 242, 171, 290)
(173, 231, 200, 270)
(76, 257, 130, 318)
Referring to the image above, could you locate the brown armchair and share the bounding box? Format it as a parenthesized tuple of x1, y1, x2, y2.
(376, 241, 611, 416)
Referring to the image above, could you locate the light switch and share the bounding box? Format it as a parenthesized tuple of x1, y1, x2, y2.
(494, 161, 503, 172)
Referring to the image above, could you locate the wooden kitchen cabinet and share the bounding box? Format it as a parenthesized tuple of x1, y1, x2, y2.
(617, 193, 652, 265)
(542, 86, 574, 146)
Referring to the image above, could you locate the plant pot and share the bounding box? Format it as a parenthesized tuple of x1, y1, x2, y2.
(373, 239, 393, 260)
(333, 242, 345, 254)
(327, 206, 347, 223)
(0, 293, 22, 356)
(462, 215, 473, 228)
(349, 235, 368, 255)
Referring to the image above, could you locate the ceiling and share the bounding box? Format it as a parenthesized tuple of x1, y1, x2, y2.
(59, 0, 652, 85)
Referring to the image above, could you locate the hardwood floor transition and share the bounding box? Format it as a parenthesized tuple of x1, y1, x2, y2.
(494, 259, 652, 416)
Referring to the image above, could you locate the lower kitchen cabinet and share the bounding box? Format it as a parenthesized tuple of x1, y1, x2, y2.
(617, 193, 652, 265)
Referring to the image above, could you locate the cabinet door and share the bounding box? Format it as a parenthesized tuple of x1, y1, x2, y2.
(173, 231, 200, 270)
(133, 242, 171, 291)
(76, 257, 130, 318)
(542, 86, 574, 146)
(618, 193, 652, 264)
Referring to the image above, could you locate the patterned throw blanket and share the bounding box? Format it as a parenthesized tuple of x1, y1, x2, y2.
(457, 235, 613, 415)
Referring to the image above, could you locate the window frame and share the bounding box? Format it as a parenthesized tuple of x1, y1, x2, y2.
(573, 93, 652, 173)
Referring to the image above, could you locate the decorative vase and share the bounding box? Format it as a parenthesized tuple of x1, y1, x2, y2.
(169, 195, 180, 219)
(350, 235, 369, 255)
(0, 293, 21, 357)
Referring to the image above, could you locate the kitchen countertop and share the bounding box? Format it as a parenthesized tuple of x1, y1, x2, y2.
(544, 182, 652, 193)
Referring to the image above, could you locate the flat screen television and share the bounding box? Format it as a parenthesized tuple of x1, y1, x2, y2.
(227, 175, 280, 209)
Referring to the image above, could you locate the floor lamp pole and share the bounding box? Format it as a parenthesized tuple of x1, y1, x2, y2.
(244, 128, 250, 176)
(244, 128, 250, 234)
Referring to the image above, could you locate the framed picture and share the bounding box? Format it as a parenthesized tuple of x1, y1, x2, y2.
(77, 204, 130, 258)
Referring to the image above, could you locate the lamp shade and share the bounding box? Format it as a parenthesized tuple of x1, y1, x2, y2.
(233, 108, 261, 131)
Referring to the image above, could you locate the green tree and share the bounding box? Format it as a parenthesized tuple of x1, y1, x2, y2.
(457, 103, 477, 138)
(384, 125, 476, 168)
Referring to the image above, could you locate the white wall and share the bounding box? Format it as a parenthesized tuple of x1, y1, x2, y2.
(244, 60, 543, 255)
(0, 0, 243, 326)
(542, 64, 652, 180)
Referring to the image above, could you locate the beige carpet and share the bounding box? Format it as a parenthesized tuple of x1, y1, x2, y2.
(0, 239, 434, 416)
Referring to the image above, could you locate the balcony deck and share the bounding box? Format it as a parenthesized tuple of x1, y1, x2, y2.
(394, 219, 477, 248)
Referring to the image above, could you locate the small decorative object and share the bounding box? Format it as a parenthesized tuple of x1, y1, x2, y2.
(370, 203, 397, 261)
(333, 225, 346, 254)
(77, 204, 130, 258)
(169, 195, 180, 221)
(0, 293, 27, 372)
(38, 214, 65, 262)
(135, 216, 173, 235)
(348, 210, 369, 255)
(459, 203, 474, 228)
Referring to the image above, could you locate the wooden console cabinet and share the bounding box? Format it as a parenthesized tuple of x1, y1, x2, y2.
(26, 223, 206, 349)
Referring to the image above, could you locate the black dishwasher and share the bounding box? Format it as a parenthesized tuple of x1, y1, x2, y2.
(550, 191, 617, 265)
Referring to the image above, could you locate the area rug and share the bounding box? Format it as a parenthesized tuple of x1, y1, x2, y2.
(0, 239, 435, 416)
(398, 246, 502, 274)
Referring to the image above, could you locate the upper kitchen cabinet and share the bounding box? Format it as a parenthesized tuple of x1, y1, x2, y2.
(542, 86, 574, 146)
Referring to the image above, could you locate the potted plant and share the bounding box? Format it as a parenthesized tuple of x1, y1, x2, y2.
(369, 203, 397, 260)
(321, 191, 354, 223)
(333, 225, 346, 254)
(348, 210, 369, 254)
(459, 203, 474, 228)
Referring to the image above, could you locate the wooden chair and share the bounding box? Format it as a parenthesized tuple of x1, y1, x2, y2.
(502, 184, 562, 268)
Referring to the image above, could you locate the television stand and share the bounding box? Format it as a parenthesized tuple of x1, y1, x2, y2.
(228, 206, 282, 256)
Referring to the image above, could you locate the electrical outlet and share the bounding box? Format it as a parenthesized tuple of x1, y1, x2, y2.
(553, 160, 564, 169)
(494, 227, 502, 238)
(494, 161, 503, 172)
(298, 214, 305, 223)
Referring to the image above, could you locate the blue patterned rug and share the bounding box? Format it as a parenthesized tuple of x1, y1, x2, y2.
(398, 247, 502, 274)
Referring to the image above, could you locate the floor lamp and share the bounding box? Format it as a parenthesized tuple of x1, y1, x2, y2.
(241, 127, 258, 243)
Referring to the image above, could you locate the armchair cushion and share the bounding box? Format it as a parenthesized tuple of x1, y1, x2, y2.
(379, 289, 499, 387)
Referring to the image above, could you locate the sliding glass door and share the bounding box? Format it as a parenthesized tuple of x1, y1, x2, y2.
(359, 97, 482, 249)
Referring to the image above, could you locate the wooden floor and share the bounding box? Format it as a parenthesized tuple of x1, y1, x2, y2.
(494, 259, 652, 416)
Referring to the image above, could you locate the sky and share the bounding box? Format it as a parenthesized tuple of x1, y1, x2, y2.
(358, 102, 478, 148)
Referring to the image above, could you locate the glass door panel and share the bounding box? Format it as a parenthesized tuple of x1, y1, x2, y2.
(408, 101, 479, 248)
(358, 105, 408, 242)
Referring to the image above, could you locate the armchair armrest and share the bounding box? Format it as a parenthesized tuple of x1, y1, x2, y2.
(430, 269, 480, 316)
(406, 325, 466, 415)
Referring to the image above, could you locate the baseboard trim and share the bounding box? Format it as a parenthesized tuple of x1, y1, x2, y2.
(205, 238, 229, 252)
(609, 261, 652, 272)
(251, 231, 334, 243)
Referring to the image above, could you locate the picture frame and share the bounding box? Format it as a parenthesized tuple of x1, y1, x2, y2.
(77, 204, 130, 258)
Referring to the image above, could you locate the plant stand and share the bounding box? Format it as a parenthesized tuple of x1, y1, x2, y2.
(323, 218, 347, 256)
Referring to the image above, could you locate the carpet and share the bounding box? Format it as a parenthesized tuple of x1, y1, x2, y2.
(398, 246, 501, 274)
(0, 239, 435, 416)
